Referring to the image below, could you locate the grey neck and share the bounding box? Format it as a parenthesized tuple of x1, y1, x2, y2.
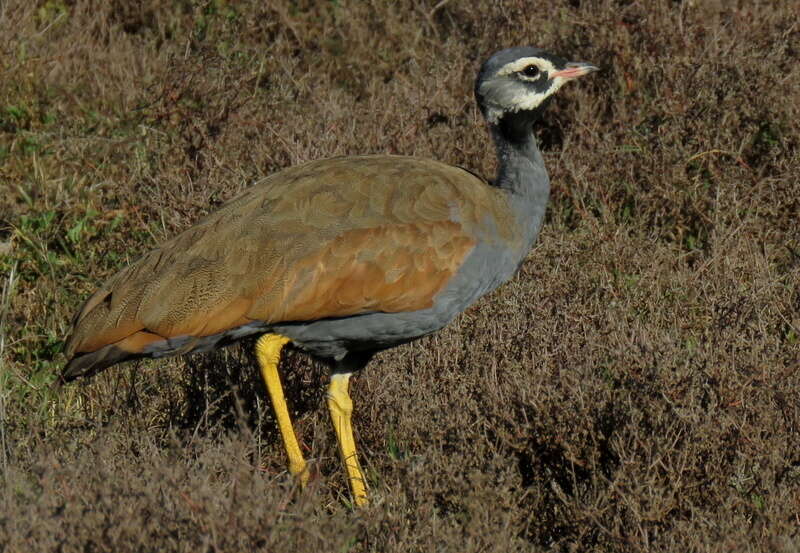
(488, 111, 551, 248)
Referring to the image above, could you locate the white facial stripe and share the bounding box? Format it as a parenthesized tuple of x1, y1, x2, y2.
(496, 56, 557, 77)
(482, 81, 568, 125)
(483, 91, 547, 124)
(507, 89, 550, 110)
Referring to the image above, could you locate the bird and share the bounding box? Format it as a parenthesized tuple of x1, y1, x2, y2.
(58, 47, 598, 507)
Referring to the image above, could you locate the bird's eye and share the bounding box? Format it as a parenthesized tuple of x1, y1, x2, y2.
(520, 65, 540, 78)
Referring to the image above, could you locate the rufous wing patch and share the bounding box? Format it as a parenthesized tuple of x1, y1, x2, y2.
(247, 221, 475, 323)
(63, 155, 516, 367)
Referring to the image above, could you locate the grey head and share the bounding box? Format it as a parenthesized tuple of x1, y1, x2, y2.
(475, 46, 598, 141)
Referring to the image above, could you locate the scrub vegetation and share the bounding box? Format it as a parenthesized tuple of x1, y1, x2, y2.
(1, 1, 798, 551)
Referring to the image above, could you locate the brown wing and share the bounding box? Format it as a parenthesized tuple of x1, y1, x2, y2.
(64, 155, 517, 365)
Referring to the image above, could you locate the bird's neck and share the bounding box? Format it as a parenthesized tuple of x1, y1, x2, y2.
(489, 108, 549, 194)
(491, 128, 543, 189)
(489, 112, 550, 233)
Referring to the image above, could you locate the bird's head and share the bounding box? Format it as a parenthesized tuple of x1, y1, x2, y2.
(475, 47, 598, 135)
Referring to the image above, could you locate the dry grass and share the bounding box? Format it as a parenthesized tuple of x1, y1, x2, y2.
(1, 1, 799, 551)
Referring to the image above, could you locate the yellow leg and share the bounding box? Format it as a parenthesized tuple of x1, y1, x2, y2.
(255, 334, 309, 486)
(327, 372, 368, 506)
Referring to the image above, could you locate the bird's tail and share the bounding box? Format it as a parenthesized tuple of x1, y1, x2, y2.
(55, 343, 139, 388)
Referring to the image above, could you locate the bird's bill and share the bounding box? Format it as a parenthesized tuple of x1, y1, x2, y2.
(551, 62, 599, 79)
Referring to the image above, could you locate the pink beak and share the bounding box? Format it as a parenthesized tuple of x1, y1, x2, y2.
(551, 62, 600, 79)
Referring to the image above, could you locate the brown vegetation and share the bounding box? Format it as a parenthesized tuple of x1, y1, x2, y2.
(1, 1, 798, 551)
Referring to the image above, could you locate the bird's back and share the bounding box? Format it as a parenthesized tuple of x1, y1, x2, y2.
(63, 155, 523, 379)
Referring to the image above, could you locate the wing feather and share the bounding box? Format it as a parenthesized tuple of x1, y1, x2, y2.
(64, 156, 517, 363)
